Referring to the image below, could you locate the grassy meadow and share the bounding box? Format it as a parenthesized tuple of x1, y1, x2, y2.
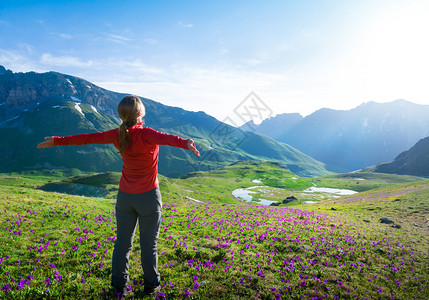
(0, 161, 428, 299)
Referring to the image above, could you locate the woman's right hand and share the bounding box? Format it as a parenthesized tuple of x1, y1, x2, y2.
(37, 136, 55, 149)
(187, 139, 200, 157)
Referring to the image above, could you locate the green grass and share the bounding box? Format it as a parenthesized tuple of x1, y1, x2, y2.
(167, 161, 425, 206)
(172, 161, 315, 204)
(309, 180, 429, 247)
(0, 163, 427, 299)
(313, 172, 425, 192)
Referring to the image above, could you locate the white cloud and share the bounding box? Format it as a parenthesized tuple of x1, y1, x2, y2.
(95, 63, 293, 124)
(0, 49, 24, 64)
(106, 34, 132, 43)
(178, 21, 194, 28)
(40, 53, 93, 68)
(58, 33, 73, 39)
(95, 58, 166, 81)
(4, 44, 427, 126)
(0, 49, 41, 72)
(94, 46, 429, 127)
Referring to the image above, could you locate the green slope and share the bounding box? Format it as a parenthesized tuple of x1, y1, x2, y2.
(0, 168, 427, 299)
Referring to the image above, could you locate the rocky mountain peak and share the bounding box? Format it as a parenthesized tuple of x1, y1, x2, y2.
(0, 65, 8, 75)
(0, 65, 13, 76)
(0, 67, 123, 119)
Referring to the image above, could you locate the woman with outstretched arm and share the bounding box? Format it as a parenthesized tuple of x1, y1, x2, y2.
(37, 95, 200, 297)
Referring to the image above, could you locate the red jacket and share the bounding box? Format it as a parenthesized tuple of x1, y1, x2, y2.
(54, 122, 189, 194)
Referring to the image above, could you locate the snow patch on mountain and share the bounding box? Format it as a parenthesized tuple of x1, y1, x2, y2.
(74, 103, 84, 116)
(74, 103, 96, 128)
(66, 79, 77, 94)
(90, 105, 99, 114)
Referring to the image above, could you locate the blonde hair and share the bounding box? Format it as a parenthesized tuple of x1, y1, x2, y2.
(117, 95, 145, 153)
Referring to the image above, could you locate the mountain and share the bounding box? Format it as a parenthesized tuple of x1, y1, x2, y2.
(0, 66, 330, 177)
(363, 136, 429, 177)
(243, 100, 429, 172)
(239, 113, 303, 140)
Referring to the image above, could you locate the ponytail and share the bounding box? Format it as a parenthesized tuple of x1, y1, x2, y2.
(117, 95, 145, 154)
(118, 123, 129, 154)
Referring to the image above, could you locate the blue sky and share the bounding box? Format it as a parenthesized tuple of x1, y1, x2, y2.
(1, 0, 429, 124)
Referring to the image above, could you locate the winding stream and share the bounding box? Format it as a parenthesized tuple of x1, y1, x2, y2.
(232, 182, 358, 206)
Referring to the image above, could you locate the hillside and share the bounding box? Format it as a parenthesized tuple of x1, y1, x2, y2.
(243, 100, 429, 172)
(0, 66, 330, 177)
(363, 136, 429, 177)
(0, 167, 427, 299)
(311, 178, 429, 243)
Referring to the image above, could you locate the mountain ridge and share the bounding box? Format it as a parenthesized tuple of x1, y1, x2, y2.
(243, 99, 429, 172)
(239, 112, 303, 139)
(0, 65, 330, 177)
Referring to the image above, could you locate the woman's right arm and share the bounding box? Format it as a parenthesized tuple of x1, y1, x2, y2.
(37, 136, 55, 148)
(37, 129, 117, 148)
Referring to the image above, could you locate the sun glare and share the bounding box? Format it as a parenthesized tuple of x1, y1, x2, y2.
(349, 1, 429, 101)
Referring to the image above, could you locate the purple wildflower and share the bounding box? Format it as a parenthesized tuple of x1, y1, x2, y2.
(156, 291, 166, 299)
(184, 288, 191, 298)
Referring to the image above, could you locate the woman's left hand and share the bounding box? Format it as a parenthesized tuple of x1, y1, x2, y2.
(187, 139, 200, 157)
(37, 137, 55, 149)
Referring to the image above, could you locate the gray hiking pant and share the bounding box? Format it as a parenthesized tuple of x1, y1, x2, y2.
(111, 187, 162, 289)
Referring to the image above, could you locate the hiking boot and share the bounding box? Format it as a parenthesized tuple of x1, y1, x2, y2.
(144, 284, 161, 295)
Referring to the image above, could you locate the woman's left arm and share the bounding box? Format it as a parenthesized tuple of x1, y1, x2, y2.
(187, 139, 200, 157)
(145, 128, 200, 157)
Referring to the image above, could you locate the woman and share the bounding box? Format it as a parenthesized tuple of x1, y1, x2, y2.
(37, 95, 200, 297)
